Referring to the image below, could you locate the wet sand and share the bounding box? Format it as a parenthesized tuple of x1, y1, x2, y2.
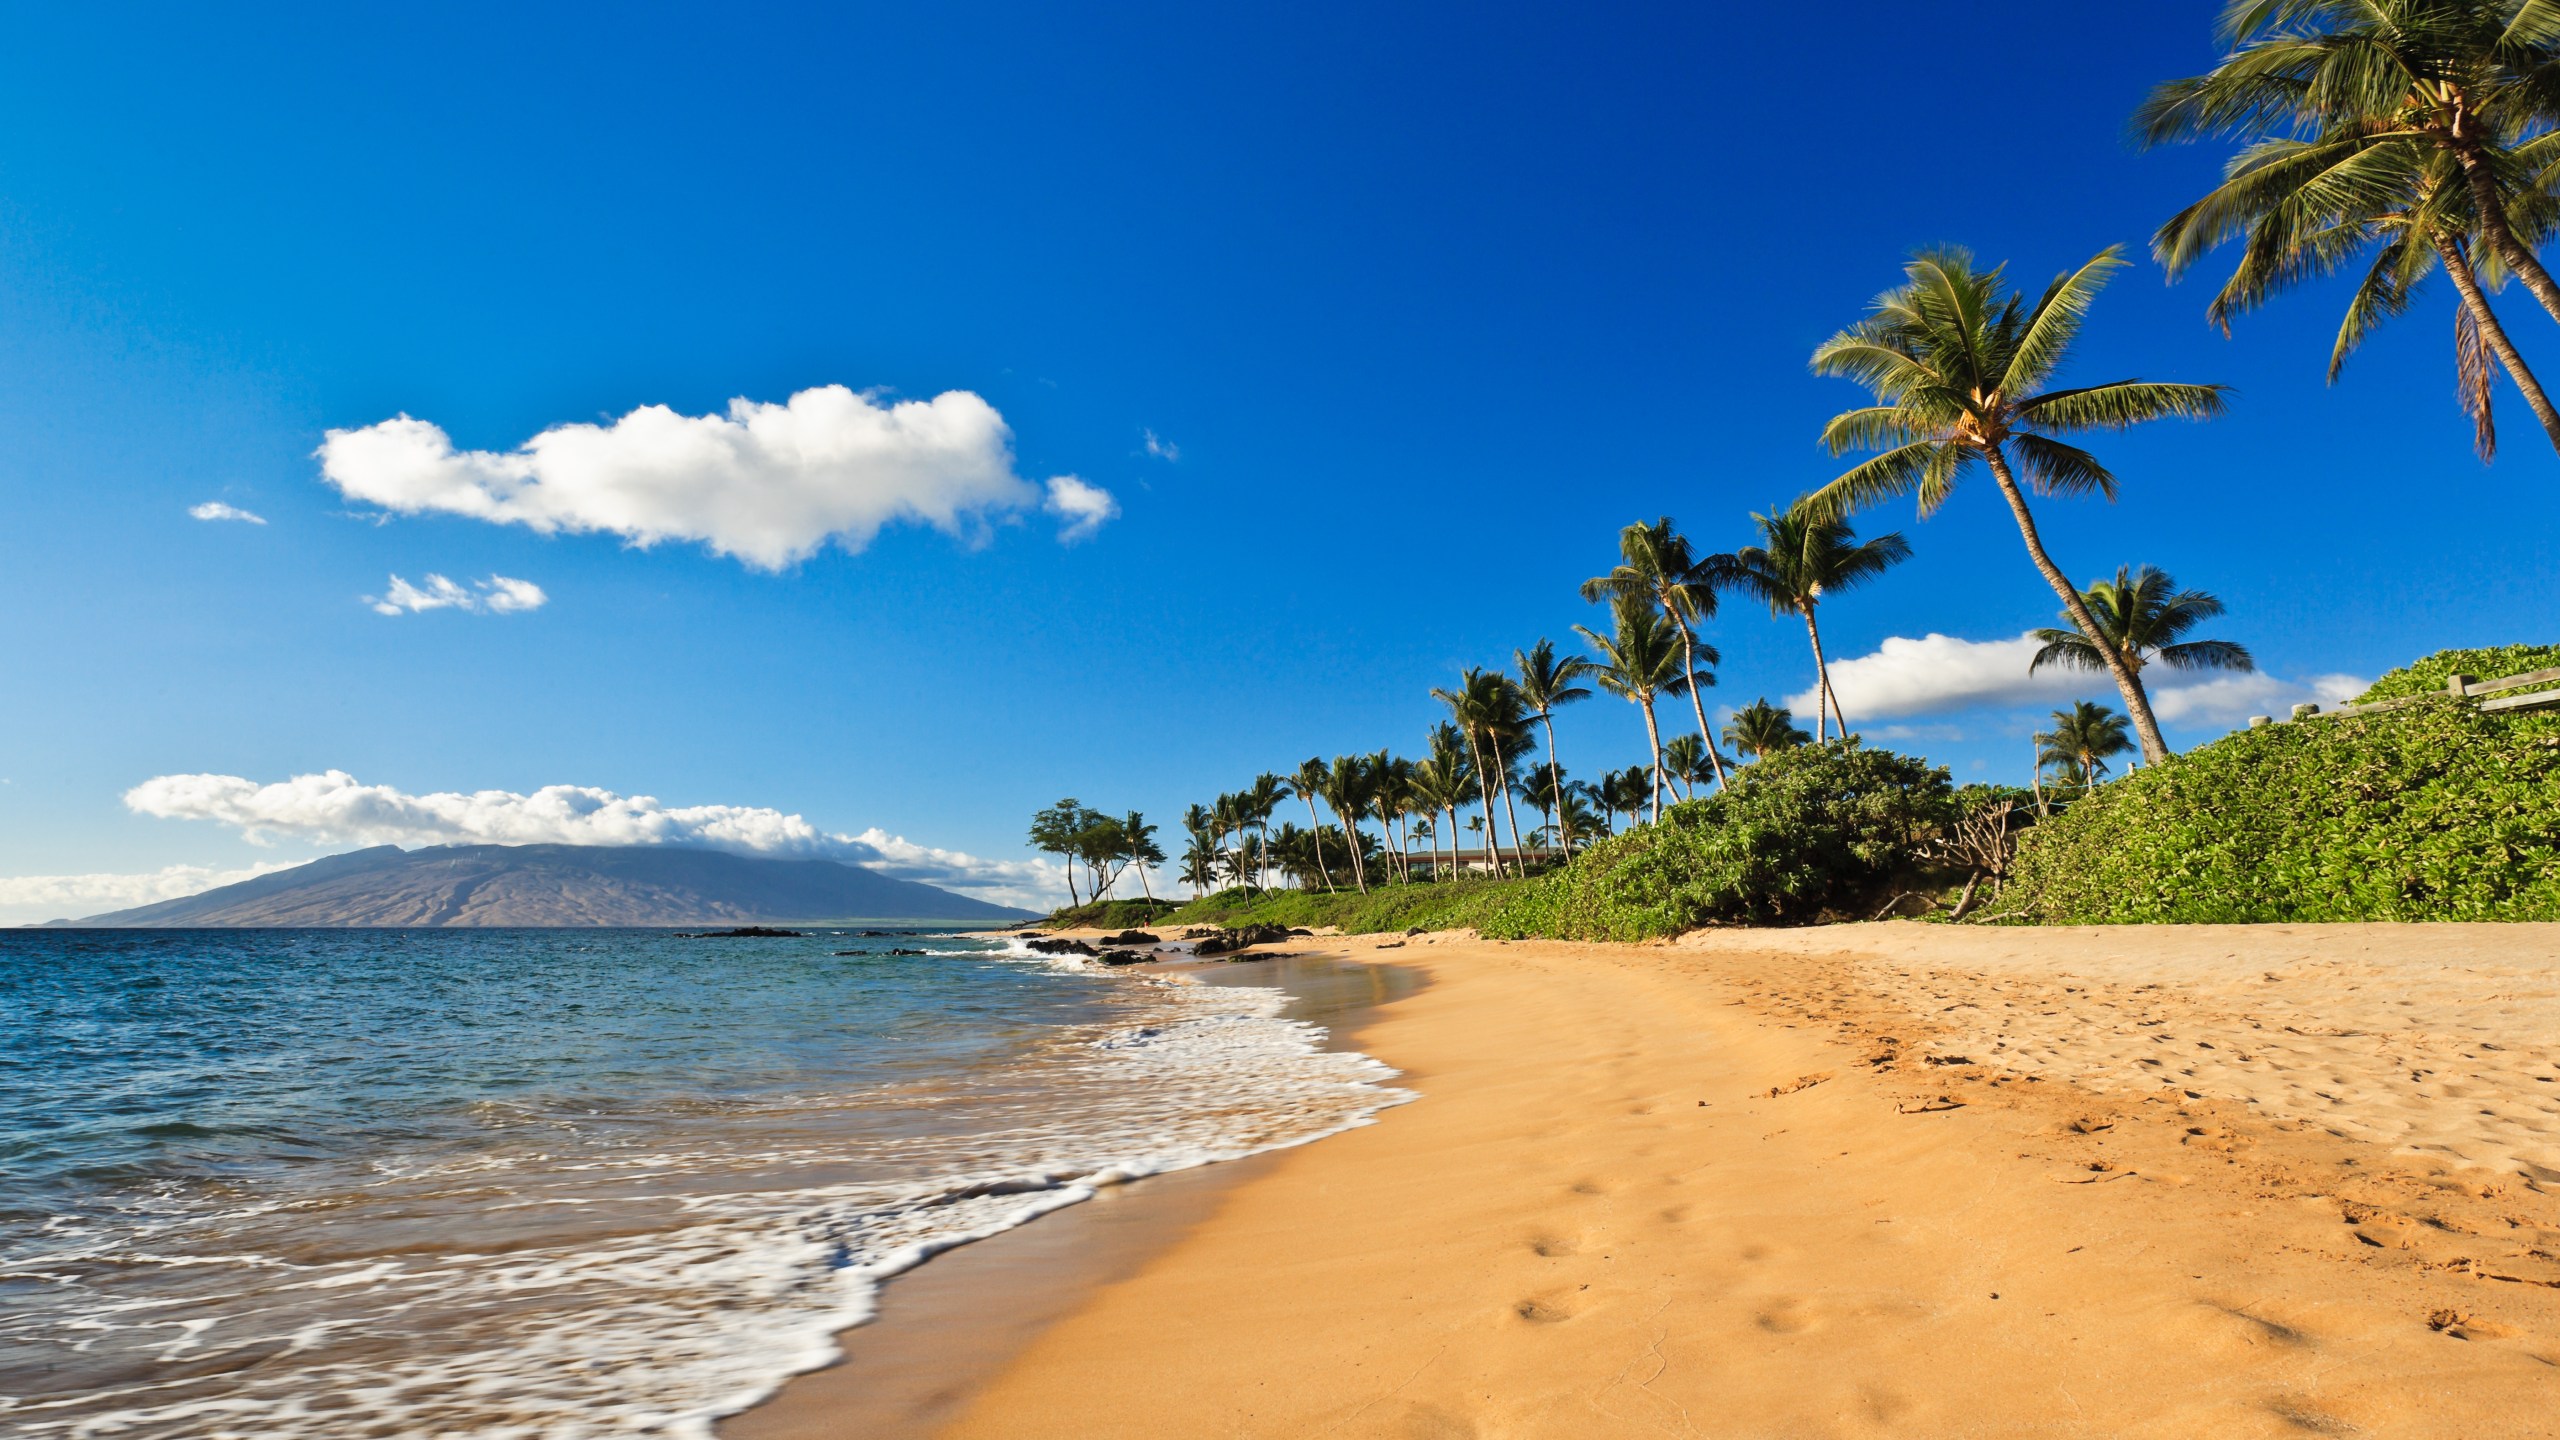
(723, 950, 1417, 1439)
(900, 923, 2560, 1438)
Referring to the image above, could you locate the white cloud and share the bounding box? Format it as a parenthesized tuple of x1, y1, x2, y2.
(124, 770, 1059, 904)
(190, 501, 266, 524)
(367, 573, 548, 616)
(1796, 633, 2081, 718)
(2148, 671, 2368, 724)
(1043, 476, 1119, 544)
(1805, 632, 2371, 732)
(317, 384, 1111, 569)
(0, 862, 292, 927)
(1142, 428, 1180, 461)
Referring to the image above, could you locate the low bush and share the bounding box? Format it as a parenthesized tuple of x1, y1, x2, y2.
(2357, 642, 2560, 703)
(1043, 897, 1184, 930)
(1478, 740, 1958, 938)
(2001, 694, 2560, 923)
(1161, 877, 1533, 934)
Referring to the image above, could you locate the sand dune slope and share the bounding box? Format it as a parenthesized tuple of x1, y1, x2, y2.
(942, 927, 2560, 1438)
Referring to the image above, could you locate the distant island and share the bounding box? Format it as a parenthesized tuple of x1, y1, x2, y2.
(55, 844, 1037, 927)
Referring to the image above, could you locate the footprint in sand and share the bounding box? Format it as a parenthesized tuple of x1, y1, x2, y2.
(1514, 1296, 1576, 1324)
(1755, 1298, 1816, 1334)
(1526, 1234, 1577, 1258)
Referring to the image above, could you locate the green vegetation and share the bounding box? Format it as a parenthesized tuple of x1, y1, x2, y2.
(2357, 643, 2560, 703)
(1038, 5, 2560, 934)
(1158, 877, 1536, 936)
(1477, 742, 1956, 940)
(2003, 695, 2560, 924)
(1042, 897, 1184, 930)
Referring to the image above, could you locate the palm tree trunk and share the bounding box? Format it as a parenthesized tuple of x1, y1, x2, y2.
(1539, 714, 1571, 856)
(1637, 697, 1665, 822)
(1442, 803, 1459, 882)
(1666, 615, 1731, 790)
(1803, 605, 1847, 739)
(2453, 135, 2560, 328)
(1342, 809, 1368, 893)
(1487, 731, 1530, 876)
(1065, 851, 1082, 908)
(1459, 733, 1504, 878)
(1301, 796, 1335, 890)
(1982, 446, 2172, 766)
(2434, 233, 2560, 456)
(1135, 858, 1155, 903)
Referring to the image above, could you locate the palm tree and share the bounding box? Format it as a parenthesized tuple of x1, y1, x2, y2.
(1286, 757, 1337, 890)
(1574, 597, 1692, 822)
(1593, 765, 1649, 833)
(1809, 247, 2228, 767)
(1242, 773, 1287, 890)
(1513, 638, 1596, 854)
(1431, 670, 1534, 877)
(1121, 811, 1162, 902)
(2036, 701, 2135, 793)
(2029, 568, 2256, 707)
(1581, 519, 1729, 790)
(2136, 0, 2560, 335)
(1712, 503, 1911, 739)
(1660, 734, 1705, 801)
(1553, 785, 1601, 854)
(1322, 754, 1372, 893)
(1415, 726, 1475, 882)
(2148, 108, 2560, 456)
(1724, 699, 1811, 759)
(1180, 830, 1221, 894)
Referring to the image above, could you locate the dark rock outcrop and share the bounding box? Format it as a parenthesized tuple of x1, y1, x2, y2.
(1193, 924, 1291, 957)
(1026, 937, 1099, 956)
(1102, 930, 1162, 946)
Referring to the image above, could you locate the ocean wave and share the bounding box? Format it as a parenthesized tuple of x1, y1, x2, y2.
(0, 955, 1407, 1439)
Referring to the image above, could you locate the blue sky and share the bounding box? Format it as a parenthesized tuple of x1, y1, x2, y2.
(1, 1, 2553, 919)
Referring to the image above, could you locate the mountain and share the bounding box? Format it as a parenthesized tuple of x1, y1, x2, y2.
(63, 844, 1038, 927)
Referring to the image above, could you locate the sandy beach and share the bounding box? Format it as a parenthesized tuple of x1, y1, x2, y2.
(737, 922, 2560, 1438)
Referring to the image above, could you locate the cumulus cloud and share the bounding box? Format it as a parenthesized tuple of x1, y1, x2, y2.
(1803, 632, 2372, 731)
(0, 862, 291, 927)
(1794, 633, 2080, 718)
(367, 573, 548, 616)
(1044, 476, 1119, 543)
(317, 384, 1115, 569)
(2149, 671, 2368, 724)
(1142, 428, 1180, 461)
(124, 770, 1058, 903)
(190, 501, 266, 524)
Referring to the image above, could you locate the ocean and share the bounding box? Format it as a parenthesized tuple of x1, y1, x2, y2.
(0, 929, 1410, 1437)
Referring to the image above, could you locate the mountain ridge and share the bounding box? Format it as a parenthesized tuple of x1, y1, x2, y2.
(60, 844, 1035, 927)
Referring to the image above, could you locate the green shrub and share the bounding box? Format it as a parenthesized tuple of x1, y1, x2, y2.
(2357, 643, 2560, 703)
(1159, 877, 1533, 935)
(1044, 897, 1185, 929)
(2002, 696, 2560, 923)
(1479, 740, 1957, 938)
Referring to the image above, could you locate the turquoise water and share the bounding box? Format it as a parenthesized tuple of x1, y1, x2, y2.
(0, 929, 1405, 1437)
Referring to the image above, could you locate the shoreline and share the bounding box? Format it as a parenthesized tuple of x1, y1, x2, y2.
(904, 921, 2560, 1436)
(722, 944, 1423, 1439)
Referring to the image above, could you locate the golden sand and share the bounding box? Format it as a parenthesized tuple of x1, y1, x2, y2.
(747, 923, 2560, 1437)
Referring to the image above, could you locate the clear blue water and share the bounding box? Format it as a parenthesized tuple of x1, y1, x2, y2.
(0, 929, 1405, 1438)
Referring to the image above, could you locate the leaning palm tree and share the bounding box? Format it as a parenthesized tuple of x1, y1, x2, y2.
(1582, 519, 1729, 790)
(1242, 773, 1288, 891)
(1712, 503, 1911, 739)
(1513, 638, 1596, 854)
(2149, 110, 2560, 456)
(1808, 246, 2228, 767)
(1121, 810, 1162, 903)
(1723, 699, 1811, 759)
(2036, 700, 2136, 793)
(2029, 567, 2256, 703)
(1286, 757, 1337, 890)
(2136, 0, 2560, 334)
(1574, 597, 1693, 822)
